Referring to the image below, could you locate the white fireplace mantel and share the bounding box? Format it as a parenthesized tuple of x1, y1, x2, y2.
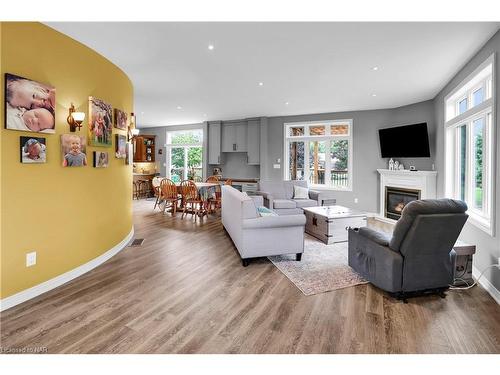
(377, 169, 437, 220)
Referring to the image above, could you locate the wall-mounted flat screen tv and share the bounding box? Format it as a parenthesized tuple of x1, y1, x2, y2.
(378, 122, 430, 158)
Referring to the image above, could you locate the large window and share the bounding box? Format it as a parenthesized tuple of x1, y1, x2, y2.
(284, 120, 353, 190)
(166, 129, 203, 182)
(445, 55, 495, 234)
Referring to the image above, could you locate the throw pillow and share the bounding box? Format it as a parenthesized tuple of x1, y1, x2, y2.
(257, 206, 278, 217)
(293, 185, 309, 199)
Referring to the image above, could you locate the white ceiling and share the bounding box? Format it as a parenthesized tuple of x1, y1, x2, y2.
(47, 22, 499, 127)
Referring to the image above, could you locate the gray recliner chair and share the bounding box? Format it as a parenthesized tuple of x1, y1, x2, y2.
(348, 199, 468, 301)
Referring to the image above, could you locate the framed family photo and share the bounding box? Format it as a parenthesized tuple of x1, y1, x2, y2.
(20, 136, 47, 163)
(88, 96, 112, 147)
(115, 134, 127, 159)
(93, 151, 109, 168)
(126, 143, 133, 165)
(5, 73, 56, 134)
(114, 108, 128, 130)
(61, 134, 87, 167)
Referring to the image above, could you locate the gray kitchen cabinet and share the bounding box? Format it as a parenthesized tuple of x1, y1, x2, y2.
(246, 120, 260, 165)
(222, 122, 247, 152)
(235, 122, 247, 152)
(221, 123, 235, 152)
(208, 121, 223, 165)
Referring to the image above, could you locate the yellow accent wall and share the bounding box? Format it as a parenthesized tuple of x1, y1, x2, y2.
(0, 22, 133, 299)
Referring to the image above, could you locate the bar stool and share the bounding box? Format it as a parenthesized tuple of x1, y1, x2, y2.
(132, 181, 140, 200)
(137, 180, 149, 199)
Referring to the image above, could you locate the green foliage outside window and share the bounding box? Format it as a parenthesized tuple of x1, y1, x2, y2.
(169, 131, 203, 180)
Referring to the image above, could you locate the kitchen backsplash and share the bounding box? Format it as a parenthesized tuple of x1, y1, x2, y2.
(133, 162, 157, 174)
(212, 153, 260, 179)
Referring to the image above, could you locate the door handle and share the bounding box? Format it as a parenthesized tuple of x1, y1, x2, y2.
(233, 143, 236, 151)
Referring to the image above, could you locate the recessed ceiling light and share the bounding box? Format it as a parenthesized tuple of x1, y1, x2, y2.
(285, 102, 289, 105)
(371, 94, 377, 97)
(258, 82, 264, 86)
(372, 66, 379, 71)
(208, 44, 215, 50)
(177, 106, 182, 110)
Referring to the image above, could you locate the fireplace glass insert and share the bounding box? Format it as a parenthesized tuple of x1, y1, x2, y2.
(385, 186, 421, 220)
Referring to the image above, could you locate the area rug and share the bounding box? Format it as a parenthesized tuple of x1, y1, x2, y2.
(268, 236, 368, 296)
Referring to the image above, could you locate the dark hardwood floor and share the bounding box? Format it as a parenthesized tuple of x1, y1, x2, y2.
(1, 199, 499, 354)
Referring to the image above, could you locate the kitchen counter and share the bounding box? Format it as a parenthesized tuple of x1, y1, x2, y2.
(219, 177, 259, 183)
(219, 177, 259, 194)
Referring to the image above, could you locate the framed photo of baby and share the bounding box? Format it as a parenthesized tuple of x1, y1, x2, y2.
(61, 134, 87, 167)
(88, 96, 112, 147)
(114, 108, 128, 130)
(20, 136, 46, 163)
(5, 73, 56, 133)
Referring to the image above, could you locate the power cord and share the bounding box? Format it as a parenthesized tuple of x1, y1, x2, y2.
(449, 263, 500, 290)
(454, 256, 470, 279)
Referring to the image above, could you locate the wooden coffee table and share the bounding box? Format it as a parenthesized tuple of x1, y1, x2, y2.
(303, 205, 367, 244)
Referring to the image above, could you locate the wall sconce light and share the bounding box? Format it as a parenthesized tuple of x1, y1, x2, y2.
(67, 103, 85, 132)
(128, 112, 140, 141)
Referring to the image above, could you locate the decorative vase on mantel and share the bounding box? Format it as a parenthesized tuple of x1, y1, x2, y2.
(389, 158, 394, 170)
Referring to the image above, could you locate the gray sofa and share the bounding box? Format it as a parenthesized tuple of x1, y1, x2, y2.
(257, 180, 336, 215)
(348, 199, 468, 301)
(222, 185, 306, 266)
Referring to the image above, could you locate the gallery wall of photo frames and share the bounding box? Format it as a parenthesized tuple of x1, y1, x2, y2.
(5, 73, 135, 168)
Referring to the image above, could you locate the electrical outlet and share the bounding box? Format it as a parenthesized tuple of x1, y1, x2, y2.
(26, 251, 37, 267)
(273, 164, 281, 169)
(354, 198, 359, 204)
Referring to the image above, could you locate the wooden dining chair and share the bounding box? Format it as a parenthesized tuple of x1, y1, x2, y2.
(205, 176, 221, 213)
(210, 182, 222, 214)
(205, 175, 220, 183)
(152, 177, 164, 210)
(180, 180, 203, 221)
(160, 178, 180, 216)
(192, 175, 203, 182)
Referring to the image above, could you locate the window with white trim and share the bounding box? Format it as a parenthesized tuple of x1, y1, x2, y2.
(445, 55, 495, 234)
(284, 120, 353, 190)
(165, 129, 203, 182)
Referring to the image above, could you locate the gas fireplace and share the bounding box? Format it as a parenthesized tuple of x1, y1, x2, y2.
(385, 186, 420, 220)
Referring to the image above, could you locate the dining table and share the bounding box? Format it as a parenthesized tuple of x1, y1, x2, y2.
(175, 181, 219, 217)
(154, 179, 220, 217)
(176, 182, 218, 201)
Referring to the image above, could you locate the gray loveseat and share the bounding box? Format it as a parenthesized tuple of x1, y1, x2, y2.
(257, 180, 336, 215)
(348, 199, 468, 301)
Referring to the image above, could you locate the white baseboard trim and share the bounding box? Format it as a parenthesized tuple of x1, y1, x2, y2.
(0, 226, 134, 312)
(472, 265, 500, 305)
